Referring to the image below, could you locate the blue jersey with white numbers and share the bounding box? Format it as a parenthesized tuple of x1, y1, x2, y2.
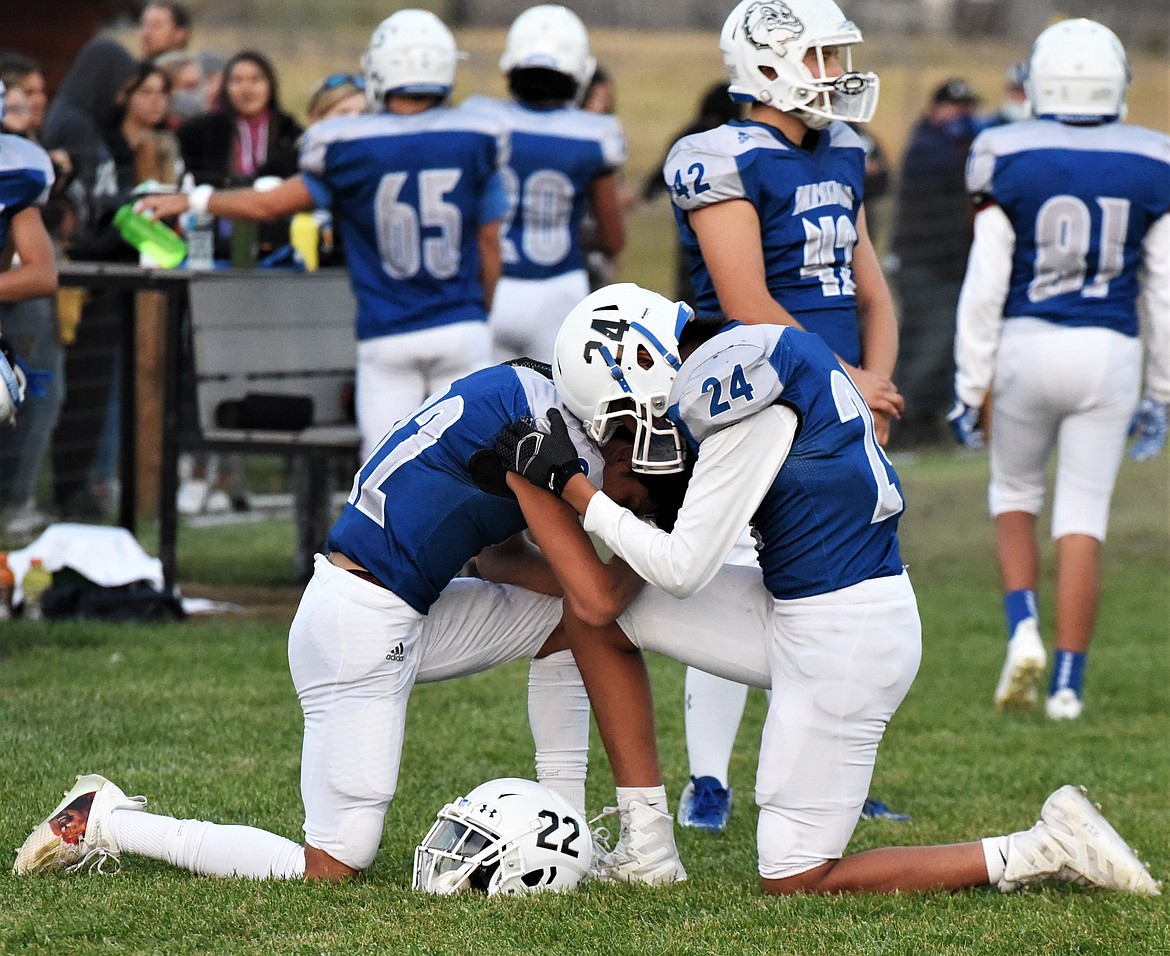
(664, 120, 868, 365)
(0, 134, 53, 251)
(669, 324, 904, 599)
(461, 96, 627, 281)
(966, 119, 1170, 336)
(327, 363, 604, 613)
(299, 105, 508, 341)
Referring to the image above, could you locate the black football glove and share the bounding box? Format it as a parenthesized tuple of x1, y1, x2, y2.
(494, 408, 583, 497)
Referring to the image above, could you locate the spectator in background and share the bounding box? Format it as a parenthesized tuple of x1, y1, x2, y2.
(42, 38, 137, 233)
(305, 72, 367, 123)
(196, 50, 228, 112)
(578, 64, 635, 291)
(155, 51, 207, 130)
(140, 10, 506, 461)
(641, 81, 740, 306)
(33, 40, 135, 521)
(982, 61, 1029, 128)
(462, 5, 626, 364)
(849, 122, 892, 247)
(887, 78, 981, 449)
(0, 84, 59, 530)
(177, 50, 302, 188)
(948, 19, 1170, 720)
(139, 2, 193, 62)
(1, 60, 66, 537)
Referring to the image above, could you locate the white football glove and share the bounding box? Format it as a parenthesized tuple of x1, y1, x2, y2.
(0, 335, 28, 427)
(946, 397, 984, 450)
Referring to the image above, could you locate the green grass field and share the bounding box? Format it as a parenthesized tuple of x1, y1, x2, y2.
(1, 448, 1167, 955)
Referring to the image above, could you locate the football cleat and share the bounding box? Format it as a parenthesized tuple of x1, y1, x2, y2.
(999, 785, 1160, 895)
(590, 801, 687, 886)
(677, 776, 732, 833)
(13, 774, 146, 875)
(859, 796, 912, 822)
(994, 618, 1046, 711)
(1045, 688, 1084, 721)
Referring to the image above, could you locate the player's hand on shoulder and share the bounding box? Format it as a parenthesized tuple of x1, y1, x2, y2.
(1127, 396, 1168, 462)
(946, 397, 985, 450)
(494, 408, 583, 496)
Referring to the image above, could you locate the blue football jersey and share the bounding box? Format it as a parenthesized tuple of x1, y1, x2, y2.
(299, 104, 508, 341)
(664, 120, 868, 365)
(461, 96, 627, 281)
(966, 119, 1170, 336)
(327, 363, 604, 613)
(668, 324, 904, 599)
(0, 134, 53, 251)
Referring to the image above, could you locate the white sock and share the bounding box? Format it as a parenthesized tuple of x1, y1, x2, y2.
(616, 785, 668, 815)
(981, 835, 1009, 885)
(528, 650, 589, 816)
(110, 809, 306, 879)
(684, 667, 749, 786)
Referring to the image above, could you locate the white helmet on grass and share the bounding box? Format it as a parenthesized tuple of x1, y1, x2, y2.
(413, 778, 590, 896)
(499, 4, 596, 95)
(362, 9, 461, 108)
(1027, 18, 1129, 123)
(720, 0, 878, 129)
(553, 283, 692, 475)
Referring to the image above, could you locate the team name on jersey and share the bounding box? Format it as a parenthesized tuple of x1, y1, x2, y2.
(793, 180, 856, 216)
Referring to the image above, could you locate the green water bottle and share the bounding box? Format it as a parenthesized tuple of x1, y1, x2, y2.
(113, 205, 187, 269)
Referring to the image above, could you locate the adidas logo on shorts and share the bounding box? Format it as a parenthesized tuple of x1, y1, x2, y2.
(386, 642, 405, 662)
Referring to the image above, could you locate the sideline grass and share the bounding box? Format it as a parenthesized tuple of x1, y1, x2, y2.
(0, 449, 1167, 955)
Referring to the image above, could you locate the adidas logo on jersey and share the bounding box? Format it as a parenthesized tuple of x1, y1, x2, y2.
(386, 642, 405, 662)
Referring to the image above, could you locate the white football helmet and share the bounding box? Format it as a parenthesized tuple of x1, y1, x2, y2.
(1027, 18, 1130, 123)
(553, 283, 692, 475)
(499, 4, 596, 95)
(413, 778, 591, 896)
(720, 0, 878, 129)
(361, 9, 460, 108)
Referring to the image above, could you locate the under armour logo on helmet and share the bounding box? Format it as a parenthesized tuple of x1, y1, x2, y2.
(742, 1, 805, 51)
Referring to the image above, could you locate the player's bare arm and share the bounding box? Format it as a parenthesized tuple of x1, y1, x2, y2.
(0, 207, 57, 302)
(588, 170, 626, 258)
(506, 471, 644, 628)
(689, 199, 802, 328)
(136, 175, 315, 223)
(477, 219, 502, 310)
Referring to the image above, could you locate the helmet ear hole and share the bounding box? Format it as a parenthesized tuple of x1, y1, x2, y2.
(637, 345, 654, 370)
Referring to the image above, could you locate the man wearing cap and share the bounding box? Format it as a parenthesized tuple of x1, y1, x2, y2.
(887, 78, 982, 448)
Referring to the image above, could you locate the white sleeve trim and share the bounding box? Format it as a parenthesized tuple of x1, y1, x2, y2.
(954, 204, 1015, 408)
(1138, 212, 1170, 403)
(582, 405, 797, 598)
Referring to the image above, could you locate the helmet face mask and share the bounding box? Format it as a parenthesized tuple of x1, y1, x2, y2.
(720, 0, 878, 129)
(499, 4, 596, 98)
(413, 779, 591, 896)
(1026, 18, 1130, 123)
(362, 9, 461, 109)
(553, 284, 693, 475)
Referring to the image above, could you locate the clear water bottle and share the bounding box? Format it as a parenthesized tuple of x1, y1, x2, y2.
(113, 205, 187, 269)
(21, 557, 52, 621)
(181, 210, 216, 270)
